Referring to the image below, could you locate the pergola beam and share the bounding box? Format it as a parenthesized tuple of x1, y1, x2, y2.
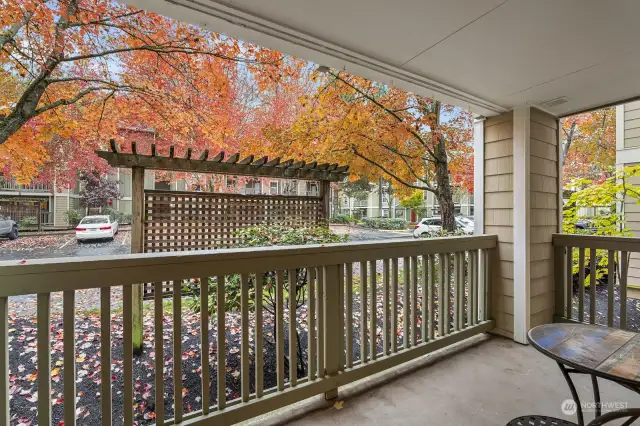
(96, 150, 349, 182)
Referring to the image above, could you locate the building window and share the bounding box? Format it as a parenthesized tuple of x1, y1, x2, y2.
(226, 175, 237, 189)
(283, 180, 297, 195)
(270, 181, 279, 195)
(306, 182, 318, 196)
(245, 179, 261, 195)
(155, 180, 170, 190)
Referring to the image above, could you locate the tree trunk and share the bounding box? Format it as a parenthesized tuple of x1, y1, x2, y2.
(434, 143, 456, 232)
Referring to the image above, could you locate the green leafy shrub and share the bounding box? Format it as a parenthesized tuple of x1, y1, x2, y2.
(329, 214, 353, 224)
(19, 216, 37, 228)
(362, 217, 407, 230)
(416, 228, 469, 238)
(103, 207, 133, 224)
(183, 224, 348, 376)
(65, 210, 83, 227)
(234, 224, 348, 247)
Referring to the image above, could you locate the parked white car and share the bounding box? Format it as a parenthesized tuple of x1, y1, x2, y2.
(76, 215, 119, 242)
(413, 216, 474, 238)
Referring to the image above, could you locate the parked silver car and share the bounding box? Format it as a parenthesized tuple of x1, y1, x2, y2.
(0, 215, 18, 240)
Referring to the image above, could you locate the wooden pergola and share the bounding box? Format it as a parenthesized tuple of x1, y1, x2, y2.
(96, 140, 349, 352)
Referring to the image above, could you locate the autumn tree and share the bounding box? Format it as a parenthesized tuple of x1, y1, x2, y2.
(0, 0, 298, 184)
(78, 170, 122, 210)
(263, 69, 473, 231)
(561, 107, 616, 186)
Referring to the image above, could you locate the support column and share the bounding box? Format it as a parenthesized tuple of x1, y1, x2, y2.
(320, 180, 331, 224)
(131, 166, 145, 354)
(483, 106, 560, 344)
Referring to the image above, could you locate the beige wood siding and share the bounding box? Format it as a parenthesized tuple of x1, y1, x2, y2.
(484, 111, 514, 337)
(621, 100, 640, 286)
(529, 108, 559, 327)
(54, 195, 69, 227)
(624, 101, 640, 148)
(622, 164, 640, 286)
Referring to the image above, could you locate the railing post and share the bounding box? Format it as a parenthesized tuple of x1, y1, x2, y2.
(554, 244, 566, 319)
(323, 264, 341, 400)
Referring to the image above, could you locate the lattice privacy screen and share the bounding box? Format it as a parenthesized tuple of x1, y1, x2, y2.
(142, 190, 326, 298)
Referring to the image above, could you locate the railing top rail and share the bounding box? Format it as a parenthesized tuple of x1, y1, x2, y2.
(552, 233, 640, 251)
(0, 234, 496, 297)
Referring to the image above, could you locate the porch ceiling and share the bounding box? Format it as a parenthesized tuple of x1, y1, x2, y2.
(123, 0, 640, 117)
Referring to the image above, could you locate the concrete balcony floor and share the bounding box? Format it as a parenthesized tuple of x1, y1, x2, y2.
(256, 334, 639, 426)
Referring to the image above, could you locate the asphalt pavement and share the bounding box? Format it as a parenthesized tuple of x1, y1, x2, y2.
(0, 230, 131, 261)
(0, 225, 411, 262)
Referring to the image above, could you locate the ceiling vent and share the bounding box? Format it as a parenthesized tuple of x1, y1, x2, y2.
(539, 96, 569, 108)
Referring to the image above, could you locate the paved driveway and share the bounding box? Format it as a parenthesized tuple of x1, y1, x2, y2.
(330, 224, 414, 241)
(0, 230, 131, 261)
(0, 226, 411, 263)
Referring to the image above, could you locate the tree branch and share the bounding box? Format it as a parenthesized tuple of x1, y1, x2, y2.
(0, 11, 33, 48)
(351, 145, 436, 194)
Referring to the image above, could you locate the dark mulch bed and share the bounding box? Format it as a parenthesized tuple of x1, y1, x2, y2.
(572, 283, 640, 331)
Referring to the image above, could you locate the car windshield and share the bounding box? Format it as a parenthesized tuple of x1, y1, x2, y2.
(80, 217, 109, 225)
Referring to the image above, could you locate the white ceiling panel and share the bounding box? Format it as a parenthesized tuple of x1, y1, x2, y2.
(122, 0, 640, 116)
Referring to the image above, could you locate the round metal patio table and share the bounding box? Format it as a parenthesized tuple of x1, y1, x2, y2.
(507, 323, 640, 426)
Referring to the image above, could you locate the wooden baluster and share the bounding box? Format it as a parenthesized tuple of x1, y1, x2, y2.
(38, 293, 51, 426)
(369, 260, 377, 360)
(64, 290, 77, 426)
(173, 281, 183, 422)
(403, 257, 410, 349)
(607, 251, 615, 327)
(566, 247, 573, 320)
(360, 261, 368, 362)
(621, 251, 628, 330)
(287, 269, 297, 387)
(345, 264, 353, 367)
(391, 258, 399, 353)
(383, 259, 390, 354)
(255, 272, 264, 396)
(438, 253, 446, 336)
(316, 267, 324, 378)
(470, 251, 478, 326)
(554, 246, 566, 320)
(578, 248, 585, 322)
(427, 255, 435, 339)
(589, 249, 597, 325)
(276, 270, 285, 389)
(444, 254, 451, 335)
(453, 252, 460, 331)
(154, 283, 165, 423)
(462, 252, 468, 328)
(411, 256, 418, 344)
(0, 297, 8, 426)
(122, 286, 132, 426)
(308, 268, 317, 378)
(100, 288, 112, 426)
(200, 278, 210, 413)
(216, 276, 226, 410)
(338, 264, 345, 371)
(241, 273, 251, 399)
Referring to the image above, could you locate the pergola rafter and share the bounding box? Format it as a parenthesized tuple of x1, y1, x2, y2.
(96, 139, 349, 182)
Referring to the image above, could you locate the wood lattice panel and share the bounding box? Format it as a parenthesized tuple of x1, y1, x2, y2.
(142, 190, 325, 298)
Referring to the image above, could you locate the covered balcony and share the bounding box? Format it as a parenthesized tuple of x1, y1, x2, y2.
(3, 0, 640, 425)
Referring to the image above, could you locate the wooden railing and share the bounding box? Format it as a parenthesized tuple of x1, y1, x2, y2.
(0, 235, 496, 426)
(0, 177, 51, 193)
(553, 234, 640, 329)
